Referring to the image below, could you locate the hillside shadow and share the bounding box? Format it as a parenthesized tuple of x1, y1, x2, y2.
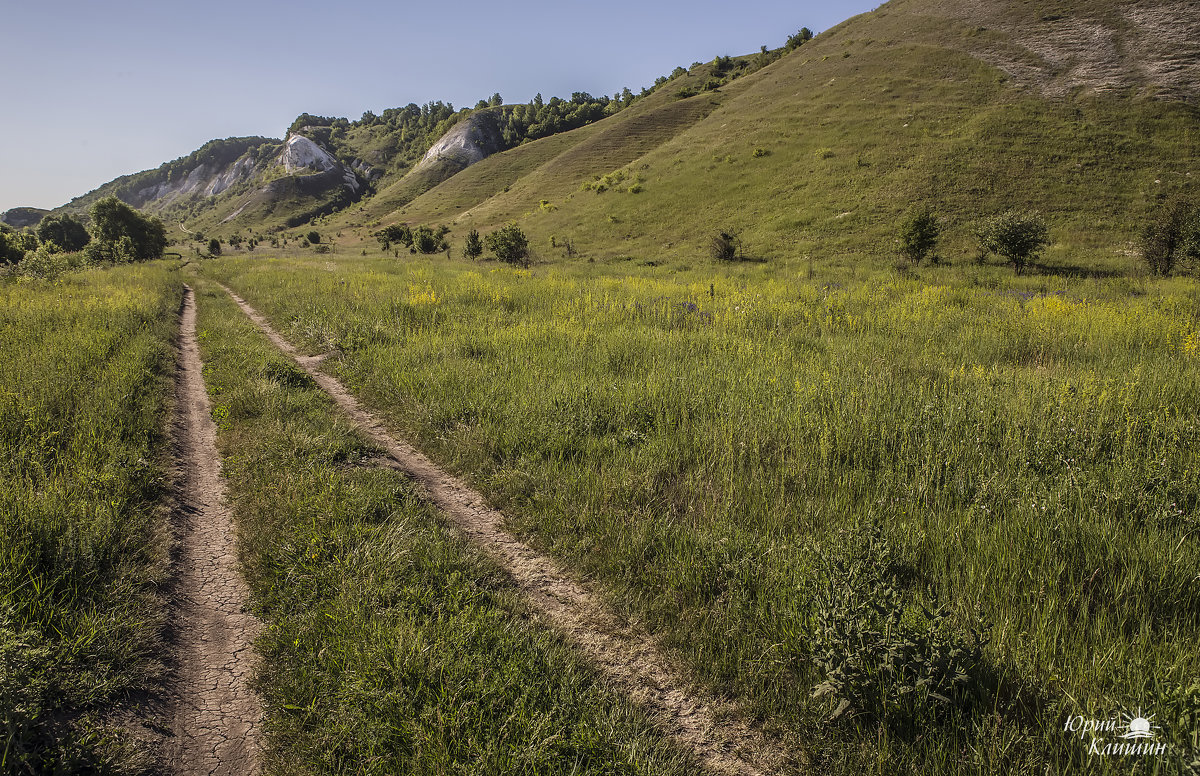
(1025, 261, 1124, 279)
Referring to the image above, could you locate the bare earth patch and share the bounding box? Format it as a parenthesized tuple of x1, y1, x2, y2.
(163, 285, 263, 775)
(920, 0, 1200, 101)
(218, 283, 796, 776)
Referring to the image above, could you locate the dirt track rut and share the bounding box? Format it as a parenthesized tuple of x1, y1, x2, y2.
(166, 285, 263, 775)
(218, 282, 793, 776)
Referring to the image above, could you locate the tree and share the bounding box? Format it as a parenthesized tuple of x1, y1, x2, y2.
(977, 210, 1050, 274)
(375, 224, 412, 249)
(208, 238, 222, 256)
(1141, 198, 1198, 276)
(89, 196, 167, 262)
(787, 27, 814, 50)
(0, 225, 27, 265)
(489, 93, 503, 107)
(899, 207, 940, 265)
(463, 228, 483, 260)
(411, 225, 443, 254)
(306, 230, 321, 244)
(485, 223, 530, 266)
(35, 214, 90, 252)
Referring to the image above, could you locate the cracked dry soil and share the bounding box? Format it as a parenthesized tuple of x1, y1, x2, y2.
(219, 283, 795, 776)
(164, 285, 263, 776)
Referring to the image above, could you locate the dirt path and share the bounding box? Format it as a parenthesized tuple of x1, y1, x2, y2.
(165, 285, 263, 775)
(218, 283, 794, 776)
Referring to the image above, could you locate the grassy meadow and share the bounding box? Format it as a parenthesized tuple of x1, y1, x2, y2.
(0, 264, 181, 773)
(188, 278, 698, 775)
(201, 249, 1200, 774)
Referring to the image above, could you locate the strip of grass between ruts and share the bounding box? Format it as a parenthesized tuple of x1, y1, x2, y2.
(201, 253, 1200, 776)
(188, 276, 697, 775)
(1, 263, 182, 774)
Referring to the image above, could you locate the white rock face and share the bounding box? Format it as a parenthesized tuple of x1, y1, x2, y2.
(417, 116, 499, 171)
(278, 134, 338, 173)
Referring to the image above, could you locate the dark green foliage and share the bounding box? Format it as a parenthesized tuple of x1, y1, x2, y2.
(900, 207, 941, 265)
(976, 210, 1050, 273)
(463, 228, 483, 260)
(208, 238, 221, 256)
(376, 224, 413, 250)
(0, 225, 33, 264)
(88, 196, 167, 262)
(34, 214, 90, 253)
(710, 229, 741, 261)
(1141, 198, 1199, 276)
(306, 230, 321, 245)
(485, 223, 530, 265)
(811, 524, 989, 723)
(411, 225, 444, 254)
(787, 27, 814, 50)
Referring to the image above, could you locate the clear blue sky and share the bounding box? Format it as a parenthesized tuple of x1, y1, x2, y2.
(0, 0, 878, 212)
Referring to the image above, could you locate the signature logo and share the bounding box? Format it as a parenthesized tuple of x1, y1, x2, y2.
(1064, 708, 1168, 757)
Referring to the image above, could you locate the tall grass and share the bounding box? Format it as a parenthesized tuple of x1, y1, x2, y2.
(0, 264, 181, 773)
(190, 280, 695, 775)
(205, 253, 1200, 774)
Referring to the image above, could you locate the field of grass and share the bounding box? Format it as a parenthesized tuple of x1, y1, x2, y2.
(202, 250, 1200, 774)
(188, 277, 698, 775)
(0, 263, 182, 773)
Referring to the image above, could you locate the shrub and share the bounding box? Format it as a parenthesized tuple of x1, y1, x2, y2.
(485, 224, 530, 266)
(88, 196, 166, 262)
(787, 27, 814, 50)
(977, 210, 1049, 274)
(1141, 198, 1198, 276)
(0, 226, 32, 265)
(463, 228, 483, 260)
(752, 147, 770, 158)
(710, 229, 741, 261)
(306, 230, 321, 244)
(411, 225, 442, 254)
(208, 238, 222, 257)
(35, 214, 90, 253)
(811, 523, 989, 723)
(375, 224, 413, 249)
(899, 207, 940, 266)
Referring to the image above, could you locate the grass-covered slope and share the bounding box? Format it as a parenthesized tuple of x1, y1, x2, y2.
(203, 250, 1200, 775)
(1, 264, 181, 774)
(372, 0, 1198, 271)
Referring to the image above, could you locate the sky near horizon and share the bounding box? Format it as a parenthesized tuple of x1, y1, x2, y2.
(0, 0, 878, 213)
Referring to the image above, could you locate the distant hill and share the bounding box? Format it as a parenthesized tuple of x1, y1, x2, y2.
(37, 0, 1200, 267)
(339, 0, 1196, 270)
(1, 207, 49, 229)
(46, 91, 663, 236)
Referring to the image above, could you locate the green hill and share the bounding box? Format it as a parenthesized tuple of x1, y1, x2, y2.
(342, 0, 1198, 272)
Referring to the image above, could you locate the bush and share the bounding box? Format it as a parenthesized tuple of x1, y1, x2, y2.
(375, 224, 412, 249)
(35, 214, 90, 253)
(899, 207, 940, 266)
(710, 229, 741, 261)
(811, 523, 989, 723)
(208, 238, 221, 257)
(976, 210, 1049, 274)
(89, 196, 167, 262)
(787, 27, 814, 51)
(463, 228, 483, 260)
(411, 225, 443, 254)
(306, 230, 321, 244)
(1141, 198, 1198, 276)
(485, 224, 530, 266)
